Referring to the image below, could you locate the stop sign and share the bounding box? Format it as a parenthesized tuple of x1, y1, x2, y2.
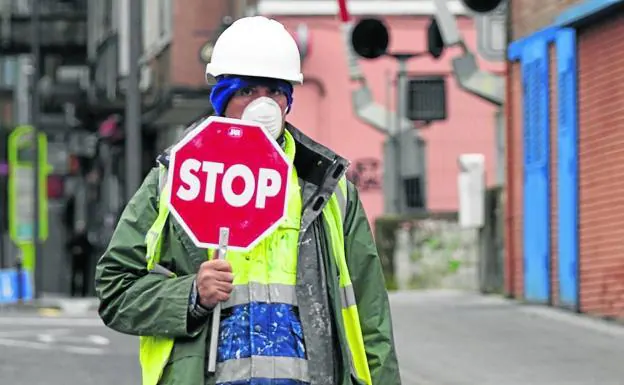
(167, 116, 292, 251)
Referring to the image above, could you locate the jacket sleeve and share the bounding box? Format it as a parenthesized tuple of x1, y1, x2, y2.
(343, 182, 402, 385)
(94, 168, 199, 338)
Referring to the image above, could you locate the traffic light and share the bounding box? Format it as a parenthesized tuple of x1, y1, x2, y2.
(350, 18, 389, 59)
(350, 17, 446, 61)
(462, 0, 505, 13)
(427, 17, 444, 59)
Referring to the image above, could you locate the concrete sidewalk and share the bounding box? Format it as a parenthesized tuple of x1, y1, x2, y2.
(390, 290, 624, 385)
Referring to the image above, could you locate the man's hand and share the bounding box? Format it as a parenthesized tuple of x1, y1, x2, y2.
(196, 255, 234, 309)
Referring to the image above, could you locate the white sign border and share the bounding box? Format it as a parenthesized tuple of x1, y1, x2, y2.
(166, 116, 293, 252)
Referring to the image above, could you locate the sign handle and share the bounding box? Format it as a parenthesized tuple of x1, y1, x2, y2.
(207, 227, 230, 374)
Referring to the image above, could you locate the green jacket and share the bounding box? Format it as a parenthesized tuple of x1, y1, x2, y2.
(95, 123, 401, 385)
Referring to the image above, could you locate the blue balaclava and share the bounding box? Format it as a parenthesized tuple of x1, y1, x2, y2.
(209, 75, 294, 117)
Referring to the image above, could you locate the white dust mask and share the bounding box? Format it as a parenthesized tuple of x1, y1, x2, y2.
(241, 97, 284, 140)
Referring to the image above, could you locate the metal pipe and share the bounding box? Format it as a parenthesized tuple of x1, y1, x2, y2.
(31, 0, 43, 299)
(394, 59, 409, 213)
(503, 2, 515, 299)
(207, 227, 230, 373)
(125, 0, 142, 201)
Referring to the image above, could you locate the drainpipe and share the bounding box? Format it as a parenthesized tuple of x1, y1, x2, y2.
(503, 0, 514, 298)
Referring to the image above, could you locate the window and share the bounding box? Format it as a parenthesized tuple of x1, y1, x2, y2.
(404, 176, 425, 210)
(141, 0, 172, 62)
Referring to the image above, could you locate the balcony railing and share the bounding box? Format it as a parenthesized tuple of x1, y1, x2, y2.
(0, 0, 88, 55)
(0, 0, 88, 17)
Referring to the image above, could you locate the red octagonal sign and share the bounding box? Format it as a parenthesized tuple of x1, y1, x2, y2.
(167, 116, 292, 251)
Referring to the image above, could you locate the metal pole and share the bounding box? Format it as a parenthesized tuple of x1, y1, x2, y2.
(393, 58, 409, 214)
(31, 0, 43, 299)
(383, 70, 395, 214)
(125, 0, 142, 201)
(207, 227, 230, 374)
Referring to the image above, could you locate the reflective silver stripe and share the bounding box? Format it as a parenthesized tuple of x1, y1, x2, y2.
(149, 263, 175, 278)
(338, 284, 361, 379)
(339, 284, 357, 308)
(216, 356, 309, 384)
(222, 282, 297, 309)
(335, 184, 347, 220)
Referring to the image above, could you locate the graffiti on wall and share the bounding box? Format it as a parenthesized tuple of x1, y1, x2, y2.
(346, 157, 382, 192)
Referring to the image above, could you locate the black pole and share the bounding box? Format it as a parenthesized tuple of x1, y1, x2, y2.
(125, 0, 142, 201)
(31, 1, 43, 299)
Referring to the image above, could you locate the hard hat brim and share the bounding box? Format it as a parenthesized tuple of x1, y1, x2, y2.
(205, 63, 303, 85)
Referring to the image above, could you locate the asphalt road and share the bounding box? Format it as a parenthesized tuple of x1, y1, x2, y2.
(0, 309, 140, 385)
(1, 291, 624, 385)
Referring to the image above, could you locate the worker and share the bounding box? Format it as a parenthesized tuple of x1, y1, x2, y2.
(95, 16, 401, 385)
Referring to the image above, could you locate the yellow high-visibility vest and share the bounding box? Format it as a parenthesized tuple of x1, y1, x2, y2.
(140, 130, 372, 385)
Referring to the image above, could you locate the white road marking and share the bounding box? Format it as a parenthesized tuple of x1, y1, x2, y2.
(63, 346, 105, 355)
(88, 335, 110, 345)
(0, 322, 111, 355)
(36, 330, 110, 346)
(0, 336, 105, 355)
(0, 317, 104, 326)
(0, 328, 66, 338)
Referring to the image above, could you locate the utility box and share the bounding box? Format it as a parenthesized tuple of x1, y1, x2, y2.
(458, 153, 485, 228)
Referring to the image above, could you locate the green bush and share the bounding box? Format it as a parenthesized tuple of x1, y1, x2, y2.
(374, 211, 458, 291)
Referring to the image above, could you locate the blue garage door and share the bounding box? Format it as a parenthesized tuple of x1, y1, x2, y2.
(522, 38, 551, 304)
(556, 28, 580, 310)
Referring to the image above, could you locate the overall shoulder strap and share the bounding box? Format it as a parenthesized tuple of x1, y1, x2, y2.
(145, 165, 172, 271)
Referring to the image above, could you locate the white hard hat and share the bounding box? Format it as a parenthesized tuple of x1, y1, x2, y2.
(205, 16, 303, 85)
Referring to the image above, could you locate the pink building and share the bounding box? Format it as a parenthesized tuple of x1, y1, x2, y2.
(257, 0, 505, 223)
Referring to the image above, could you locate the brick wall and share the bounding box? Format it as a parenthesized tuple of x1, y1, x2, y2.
(170, 0, 229, 86)
(577, 11, 624, 318)
(169, 0, 260, 87)
(508, 0, 579, 302)
(507, 0, 582, 302)
(511, 0, 586, 40)
(506, 61, 524, 298)
(509, 2, 624, 316)
(507, 44, 560, 304)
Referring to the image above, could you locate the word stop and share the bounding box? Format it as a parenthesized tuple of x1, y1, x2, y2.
(176, 159, 283, 208)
